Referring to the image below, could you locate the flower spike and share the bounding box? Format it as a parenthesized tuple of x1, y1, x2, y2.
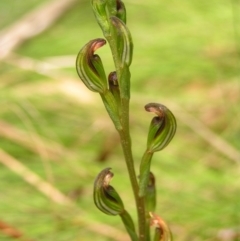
(76, 38, 108, 93)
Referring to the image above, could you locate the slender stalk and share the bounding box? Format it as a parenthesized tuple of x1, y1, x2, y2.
(118, 98, 148, 241)
(104, 12, 148, 241)
(118, 130, 147, 241)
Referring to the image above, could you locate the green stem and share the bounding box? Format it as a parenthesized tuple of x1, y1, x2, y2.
(118, 98, 148, 241)
(105, 16, 148, 241)
(118, 130, 147, 241)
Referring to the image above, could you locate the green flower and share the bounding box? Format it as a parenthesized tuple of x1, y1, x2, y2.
(76, 38, 108, 93)
(93, 168, 124, 215)
(145, 103, 177, 152)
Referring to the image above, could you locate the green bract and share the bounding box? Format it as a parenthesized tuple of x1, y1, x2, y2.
(76, 38, 108, 93)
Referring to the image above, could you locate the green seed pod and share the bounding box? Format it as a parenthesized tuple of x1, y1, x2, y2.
(110, 16, 133, 67)
(145, 103, 177, 152)
(76, 38, 108, 93)
(93, 168, 124, 215)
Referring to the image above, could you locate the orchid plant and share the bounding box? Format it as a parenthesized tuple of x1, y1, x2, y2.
(76, 0, 177, 240)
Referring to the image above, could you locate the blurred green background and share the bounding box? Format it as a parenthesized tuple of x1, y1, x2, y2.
(0, 0, 240, 240)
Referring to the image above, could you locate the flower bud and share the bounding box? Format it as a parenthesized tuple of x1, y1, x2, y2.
(91, 0, 110, 35)
(150, 213, 172, 241)
(76, 38, 108, 93)
(108, 71, 121, 107)
(93, 168, 124, 215)
(108, 71, 119, 92)
(145, 103, 177, 152)
(110, 16, 133, 67)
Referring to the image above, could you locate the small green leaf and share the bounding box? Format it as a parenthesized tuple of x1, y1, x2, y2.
(76, 38, 108, 93)
(93, 168, 124, 215)
(145, 103, 177, 152)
